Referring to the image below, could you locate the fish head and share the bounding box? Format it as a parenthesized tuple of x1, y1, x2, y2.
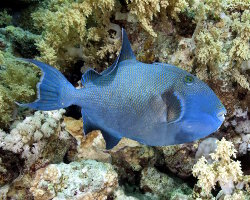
(173, 71, 226, 142)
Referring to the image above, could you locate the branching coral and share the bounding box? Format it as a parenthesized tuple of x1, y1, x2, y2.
(194, 25, 227, 75)
(192, 138, 248, 199)
(0, 109, 67, 168)
(126, 0, 189, 37)
(123, 0, 249, 90)
(32, 0, 120, 71)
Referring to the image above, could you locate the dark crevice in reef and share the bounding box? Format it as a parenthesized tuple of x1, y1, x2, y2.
(0, 149, 24, 186)
(64, 60, 84, 119)
(0, 1, 38, 11)
(63, 151, 71, 164)
(173, 12, 196, 37)
(64, 106, 82, 119)
(118, 171, 146, 198)
(64, 60, 84, 86)
(238, 153, 250, 175)
(154, 160, 197, 189)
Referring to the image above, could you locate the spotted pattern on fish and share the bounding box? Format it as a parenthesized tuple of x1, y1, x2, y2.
(18, 29, 226, 149)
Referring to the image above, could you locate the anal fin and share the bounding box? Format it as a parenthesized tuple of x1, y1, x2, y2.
(81, 109, 94, 136)
(81, 109, 120, 149)
(102, 130, 121, 150)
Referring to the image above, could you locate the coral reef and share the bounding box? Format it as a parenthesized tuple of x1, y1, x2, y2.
(126, 0, 189, 37)
(0, 25, 40, 127)
(157, 142, 198, 178)
(0, 10, 12, 27)
(195, 137, 218, 162)
(0, 0, 249, 199)
(111, 141, 157, 183)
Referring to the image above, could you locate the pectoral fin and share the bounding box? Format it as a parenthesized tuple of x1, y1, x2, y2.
(161, 89, 183, 123)
(81, 109, 94, 135)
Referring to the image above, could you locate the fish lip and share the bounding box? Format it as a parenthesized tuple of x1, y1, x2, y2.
(216, 110, 227, 122)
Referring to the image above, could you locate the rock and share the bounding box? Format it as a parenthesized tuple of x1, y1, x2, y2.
(113, 187, 140, 200)
(5, 174, 34, 200)
(157, 143, 198, 178)
(30, 160, 118, 200)
(110, 139, 157, 182)
(195, 137, 218, 163)
(140, 167, 192, 200)
(64, 117, 111, 163)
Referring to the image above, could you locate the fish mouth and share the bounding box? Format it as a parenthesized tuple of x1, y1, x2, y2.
(216, 110, 226, 122)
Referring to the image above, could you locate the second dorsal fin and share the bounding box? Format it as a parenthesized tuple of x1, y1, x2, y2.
(81, 68, 100, 85)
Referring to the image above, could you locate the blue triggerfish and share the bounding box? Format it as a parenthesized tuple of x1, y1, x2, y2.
(18, 29, 226, 149)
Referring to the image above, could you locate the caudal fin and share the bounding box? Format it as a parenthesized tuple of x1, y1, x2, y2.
(17, 59, 75, 111)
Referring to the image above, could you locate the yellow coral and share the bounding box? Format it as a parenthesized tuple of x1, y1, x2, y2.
(191, 1, 249, 89)
(0, 51, 38, 127)
(232, 69, 250, 90)
(229, 10, 250, 63)
(192, 138, 246, 198)
(195, 26, 227, 73)
(32, 0, 117, 71)
(126, 0, 189, 37)
(192, 156, 216, 195)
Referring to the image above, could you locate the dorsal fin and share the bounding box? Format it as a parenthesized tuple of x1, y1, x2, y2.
(100, 28, 136, 75)
(81, 28, 136, 85)
(118, 28, 136, 62)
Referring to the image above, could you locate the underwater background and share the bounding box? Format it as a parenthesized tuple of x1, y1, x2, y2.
(0, 0, 249, 199)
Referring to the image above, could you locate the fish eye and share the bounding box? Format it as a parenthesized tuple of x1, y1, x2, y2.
(184, 75, 194, 85)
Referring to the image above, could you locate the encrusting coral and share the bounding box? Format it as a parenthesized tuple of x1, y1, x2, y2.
(30, 160, 118, 200)
(192, 137, 249, 199)
(140, 167, 192, 199)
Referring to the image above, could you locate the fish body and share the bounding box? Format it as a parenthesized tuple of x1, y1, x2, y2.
(19, 29, 226, 149)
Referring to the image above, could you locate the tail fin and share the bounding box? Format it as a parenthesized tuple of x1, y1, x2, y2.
(17, 59, 75, 111)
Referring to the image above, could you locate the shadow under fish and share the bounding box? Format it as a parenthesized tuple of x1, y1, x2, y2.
(17, 29, 227, 149)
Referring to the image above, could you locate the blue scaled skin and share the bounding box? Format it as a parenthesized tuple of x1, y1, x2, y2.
(18, 29, 226, 149)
